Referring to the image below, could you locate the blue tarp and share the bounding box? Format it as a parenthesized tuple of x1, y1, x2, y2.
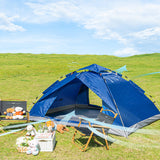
(30, 64, 160, 136)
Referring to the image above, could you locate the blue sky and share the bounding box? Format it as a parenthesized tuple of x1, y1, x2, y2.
(0, 0, 160, 57)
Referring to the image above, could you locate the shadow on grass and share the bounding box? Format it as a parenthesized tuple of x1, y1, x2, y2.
(74, 135, 113, 151)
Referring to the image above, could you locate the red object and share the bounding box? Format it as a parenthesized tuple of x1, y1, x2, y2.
(16, 111, 24, 115)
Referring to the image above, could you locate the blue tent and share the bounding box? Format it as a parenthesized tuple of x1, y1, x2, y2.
(30, 64, 160, 137)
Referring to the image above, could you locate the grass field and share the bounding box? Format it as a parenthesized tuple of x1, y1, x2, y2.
(0, 53, 160, 160)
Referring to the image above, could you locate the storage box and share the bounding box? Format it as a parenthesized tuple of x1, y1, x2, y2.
(35, 131, 56, 152)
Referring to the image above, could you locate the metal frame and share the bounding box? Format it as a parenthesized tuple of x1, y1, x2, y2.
(72, 109, 118, 152)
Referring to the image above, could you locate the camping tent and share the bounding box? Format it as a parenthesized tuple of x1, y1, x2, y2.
(30, 64, 160, 137)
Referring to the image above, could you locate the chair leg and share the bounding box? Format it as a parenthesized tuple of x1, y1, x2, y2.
(72, 127, 110, 151)
(93, 136, 104, 147)
(0, 124, 5, 133)
(71, 127, 86, 144)
(102, 128, 109, 150)
(72, 129, 77, 144)
(26, 111, 30, 123)
(73, 128, 86, 136)
(0, 129, 5, 133)
(71, 126, 93, 152)
(82, 132, 94, 152)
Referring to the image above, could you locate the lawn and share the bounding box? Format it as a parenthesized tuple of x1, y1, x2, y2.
(0, 53, 160, 160)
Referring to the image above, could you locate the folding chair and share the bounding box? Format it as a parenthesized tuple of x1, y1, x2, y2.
(0, 100, 29, 122)
(72, 108, 118, 152)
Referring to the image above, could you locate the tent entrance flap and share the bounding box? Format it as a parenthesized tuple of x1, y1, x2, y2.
(76, 84, 89, 105)
(77, 71, 117, 113)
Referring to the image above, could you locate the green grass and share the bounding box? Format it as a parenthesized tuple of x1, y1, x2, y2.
(0, 53, 160, 160)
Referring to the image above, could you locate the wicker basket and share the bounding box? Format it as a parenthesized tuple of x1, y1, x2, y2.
(17, 146, 28, 153)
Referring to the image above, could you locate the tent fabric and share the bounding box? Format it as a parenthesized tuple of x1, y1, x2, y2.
(30, 64, 160, 137)
(76, 84, 89, 105)
(76, 72, 117, 113)
(102, 72, 160, 127)
(108, 114, 160, 137)
(30, 96, 57, 117)
(40, 72, 78, 101)
(78, 63, 109, 73)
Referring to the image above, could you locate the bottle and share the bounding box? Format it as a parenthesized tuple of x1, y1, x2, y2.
(38, 124, 43, 133)
(43, 123, 48, 133)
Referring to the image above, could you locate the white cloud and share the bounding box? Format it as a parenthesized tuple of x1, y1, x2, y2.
(1, 0, 160, 56)
(0, 13, 25, 32)
(129, 27, 160, 40)
(114, 47, 140, 57)
(24, 0, 160, 44)
(25, 1, 128, 43)
(25, 1, 84, 23)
